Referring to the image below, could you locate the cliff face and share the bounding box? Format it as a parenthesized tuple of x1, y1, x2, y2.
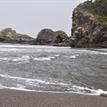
(71, 1, 107, 48)
(0, 28, 34, 44)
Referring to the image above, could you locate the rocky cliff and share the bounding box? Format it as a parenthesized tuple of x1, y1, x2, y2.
(71, 1, 107, 48)
(0, 28, 34, 44)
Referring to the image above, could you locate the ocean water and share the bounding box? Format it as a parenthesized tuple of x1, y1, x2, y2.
(0, 43, 107, 95)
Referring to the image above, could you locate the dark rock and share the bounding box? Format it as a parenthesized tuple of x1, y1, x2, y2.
(34, 28, 70, 46)
(0, 28, 34, 44)
(35, 29, 55, 45)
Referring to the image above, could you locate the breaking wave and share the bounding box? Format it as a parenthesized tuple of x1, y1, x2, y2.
(0, 55, 30, 63)
(64, 54, 79, 59)
(34, 56, 55, 61)
(0, 73, 107, 96)
(0, 55, 56, 63)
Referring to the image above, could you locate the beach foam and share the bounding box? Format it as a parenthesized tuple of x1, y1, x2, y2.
(0, 73, 107, 96)
(0, 55, 56, 63)
(34, 56, 55, 61)
(76, 49, 107, 55)
(0, 55, 30, 63)
(0, 48, 24, 52)
(64, 54, 79, 59)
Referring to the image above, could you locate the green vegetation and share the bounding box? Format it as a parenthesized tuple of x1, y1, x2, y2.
(94, 0, 107, 16)
(98, 16, 107, 23)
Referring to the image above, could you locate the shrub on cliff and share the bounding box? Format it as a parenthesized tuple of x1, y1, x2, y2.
(94, 0, 107, 16)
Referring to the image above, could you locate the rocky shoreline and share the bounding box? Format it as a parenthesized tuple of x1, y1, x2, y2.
(0, 0, 107, 48)
(0, 28, 71, 46)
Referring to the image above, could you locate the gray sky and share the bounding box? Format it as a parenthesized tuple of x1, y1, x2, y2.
(0, 0, 86, 37)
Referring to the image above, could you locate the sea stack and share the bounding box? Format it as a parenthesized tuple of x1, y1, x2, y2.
(34, 28, 70, 46)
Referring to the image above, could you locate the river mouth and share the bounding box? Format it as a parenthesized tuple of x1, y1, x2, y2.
(0, 43, 107, 96)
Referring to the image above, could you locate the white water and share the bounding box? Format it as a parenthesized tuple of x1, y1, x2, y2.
(34, 56, 55, 61)
(0, 44, 107, 96)
(0, 55, 56, 63)
(0, 73, 107, 96)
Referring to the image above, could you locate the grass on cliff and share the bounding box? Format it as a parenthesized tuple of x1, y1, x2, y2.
(85, 0, 107, 22)
(98, 16, 107, 23)
(93, 0, 107, 16)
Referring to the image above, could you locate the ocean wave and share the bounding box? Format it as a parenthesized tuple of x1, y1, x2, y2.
(0, 55, 30, 63)
(86, 51, 107, 55)
(54, 54, 60, 57)
(0, 44, 36, 48)
(64, 55, 79, 59)
(0, 74, 68, 86)
(0, 44, 70, 50)
(0, 84, 34, 91)
(69, 85, 107, 96)
(34, 56, 55, 61)
(0, 44, 107, 55)
(0, 82, 107, 96)
(74, 49, 107, 55)
(0, 48, 24, 52)
(0, 55, 55, 63)
(0, 73, 107, 96)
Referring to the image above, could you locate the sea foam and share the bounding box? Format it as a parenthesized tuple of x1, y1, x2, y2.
(0, 55, 30, 63)
(34, 56, 55, 61)
(0, 73, 107, 96)
(64, 55, 79, 59)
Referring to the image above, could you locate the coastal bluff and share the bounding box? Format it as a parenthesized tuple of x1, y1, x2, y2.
(71, 0, 107, 48)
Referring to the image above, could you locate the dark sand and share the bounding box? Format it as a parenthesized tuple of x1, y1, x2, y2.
(0, 89, 107, 107)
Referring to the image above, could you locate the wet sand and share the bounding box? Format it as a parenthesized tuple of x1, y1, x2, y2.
(92, 48, 107, 52)
(0, 89, 107, 107)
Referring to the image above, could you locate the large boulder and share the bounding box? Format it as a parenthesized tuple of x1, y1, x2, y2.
(34, 28, 70, 46)
(35, 29, 55, 44)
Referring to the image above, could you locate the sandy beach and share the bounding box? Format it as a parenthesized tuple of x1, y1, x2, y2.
(0, 89, 106, 107)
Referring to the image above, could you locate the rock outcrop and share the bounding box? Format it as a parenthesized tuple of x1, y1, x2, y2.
(34, 29, 70, 46)
(0, 28, 34, 44)
(71, 1, 107, 48)
(0, 28, 70, 46)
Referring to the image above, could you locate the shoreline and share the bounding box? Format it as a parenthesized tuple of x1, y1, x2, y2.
(92, 48, 107, 52)
(0, 89, 107, 107)
(1, 42, 107, 51)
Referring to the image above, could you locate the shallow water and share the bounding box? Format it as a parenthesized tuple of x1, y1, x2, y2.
(0, 43, 107, 95)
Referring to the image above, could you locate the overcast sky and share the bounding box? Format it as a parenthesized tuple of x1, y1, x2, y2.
(0, 0, 86, 37)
